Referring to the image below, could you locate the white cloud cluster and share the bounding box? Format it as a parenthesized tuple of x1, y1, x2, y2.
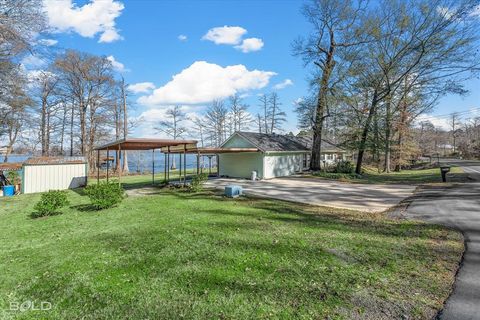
(43, 0, 125, 43)
(178, 34, 188, 41)
(273, 79, 293, 90)
(106, 55, 127, 72)
(415, 114, 451, 130)
(138, 61, 276, 106)
(202, 26, 264, 53)
(37, 39, 58, 46)
(21, 55, 46, 68)
(202, 26, 247, 45)
(128, 82, 155, 94)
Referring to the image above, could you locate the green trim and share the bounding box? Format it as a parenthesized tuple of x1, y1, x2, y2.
(21, 167, 24, 194)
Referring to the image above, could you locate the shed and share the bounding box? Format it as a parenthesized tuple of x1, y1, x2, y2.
(218, 132, 347, 179)
(22, 157, 87, 194)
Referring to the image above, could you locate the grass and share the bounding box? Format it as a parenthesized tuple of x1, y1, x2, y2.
(92, 167, 217, 189)
(311, 166, 465, 184)
(0, 188, 463, 319)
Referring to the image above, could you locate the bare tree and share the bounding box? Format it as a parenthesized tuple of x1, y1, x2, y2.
(293, 0, 367, 170)
(205, 100, 228, 146)
(155, 106, 188, 170)
(268, 92, 286, 133)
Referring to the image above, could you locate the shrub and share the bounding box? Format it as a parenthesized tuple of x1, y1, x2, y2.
(335, 161, 354, 174)
(32, 190, 70, 218)
(84, 181, 124, 210)
(189, 173, 209, 192)
(7, 171, 20, 185)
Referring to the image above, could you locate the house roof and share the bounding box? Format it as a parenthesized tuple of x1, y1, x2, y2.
(23, 156, 87, 165)
(230, 132, 344, 153)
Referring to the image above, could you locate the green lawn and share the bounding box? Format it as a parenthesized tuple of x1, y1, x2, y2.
(0, 188, 462, 319)
(311, 166, 466, 184)
(94, 167, 217, 189)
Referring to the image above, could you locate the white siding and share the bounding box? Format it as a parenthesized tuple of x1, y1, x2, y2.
(263, 153, 304, 179)
(23, 164, 87, 194)
(218, 153, 264, 179)
(222, 134, 256, 148)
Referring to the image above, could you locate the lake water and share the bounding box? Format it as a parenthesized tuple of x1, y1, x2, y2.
(1, 152, 216, 174)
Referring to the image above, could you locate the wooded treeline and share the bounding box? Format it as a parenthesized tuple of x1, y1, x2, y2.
(294, 0, 480, 173)
(157, 92, 288, 148)
(0, 1, 132, 172)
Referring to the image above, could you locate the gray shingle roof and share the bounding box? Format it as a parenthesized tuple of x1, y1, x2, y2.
(234, 132, 342, 152)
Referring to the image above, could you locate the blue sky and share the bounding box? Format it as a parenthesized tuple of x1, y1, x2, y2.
(27, 0, 480, 137)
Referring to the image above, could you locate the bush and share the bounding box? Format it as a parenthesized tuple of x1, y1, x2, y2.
(7, 171, 20, 185)
(32, 190, 70, 218)
(335, 161, 354, 174)
(189, 173, 208, 192)
(84, 181, 124, 210)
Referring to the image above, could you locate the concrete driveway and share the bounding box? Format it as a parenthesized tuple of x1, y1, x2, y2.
(207, 176, 415, 212)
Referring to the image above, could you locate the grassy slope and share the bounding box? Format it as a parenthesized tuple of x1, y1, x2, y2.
(0, 189, 462, 319)
(311, 166, 465, 184)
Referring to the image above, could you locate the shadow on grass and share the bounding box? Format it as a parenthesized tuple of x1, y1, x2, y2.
(163, 189, 452, 242)
(70, 204, 99, 212)
(29, 211, 63, 219)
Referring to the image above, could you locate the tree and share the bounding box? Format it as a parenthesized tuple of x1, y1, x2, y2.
(0, 0, 46, 62)
(293, 0, 368, 170)
(155, 106, 187, 139)
(268, 92, 286, 133)
(352, 0, 480, 174)
(155, 106, 187, 170)
(54, 50, 118, 171)
(205, 100, 228, 146)
(228, 94, 252, 132)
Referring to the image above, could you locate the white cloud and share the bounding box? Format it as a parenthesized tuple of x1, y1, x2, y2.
(416, 114, 451, 130)
(21, 55, 46, 68)
(202, 26, 247, 45)
(133, 106, 199, 138)
(43, 0, 125, 43)
(472, 5, 480, 17)
(235, 37, 264, 53)
(178, 34, 188, 41)
(37, 39, 58, 46)
(106, 55, 127, 72)
(138, 61, 276, 106)
(273, 79, 294, 90)
(128, 82, 155, 94)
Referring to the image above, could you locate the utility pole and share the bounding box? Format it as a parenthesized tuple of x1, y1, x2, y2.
(121, 77, 129, 173)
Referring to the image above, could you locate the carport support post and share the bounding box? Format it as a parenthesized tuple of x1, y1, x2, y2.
(164, 151, 167, 182)
(152, 149, 155, 185)
(118, 144, 122, 185)
(179, 152, 182, 182)
(183, 144, 187, 187)
(106, 148, 110, 182)
(208, 156, 212, 175)
(196, 152, 200, 174)
(97, 149, 100, 184)
(167, 146, 170, 182)
(216, 154, 219, 177)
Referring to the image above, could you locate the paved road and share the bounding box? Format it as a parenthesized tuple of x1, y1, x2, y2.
(402, 159, 480, 320)
(207, 176, 415, 212)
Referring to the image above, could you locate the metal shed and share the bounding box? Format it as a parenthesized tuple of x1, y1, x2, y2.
(22, 157, 87, 194)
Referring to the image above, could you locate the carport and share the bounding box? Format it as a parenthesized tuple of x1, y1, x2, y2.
(94, 138, 197, 186)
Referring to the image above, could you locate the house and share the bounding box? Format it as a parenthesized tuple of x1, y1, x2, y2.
(218, 132, 348, 179)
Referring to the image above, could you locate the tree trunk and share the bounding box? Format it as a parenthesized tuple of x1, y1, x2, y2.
(355, 89, 379, 174)
(310, 56, 334, 171)
(384, 94, 392, 173)
(70, 98, 74, 156)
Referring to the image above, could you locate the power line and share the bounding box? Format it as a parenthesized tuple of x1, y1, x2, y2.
(417, 107, 480, 121)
